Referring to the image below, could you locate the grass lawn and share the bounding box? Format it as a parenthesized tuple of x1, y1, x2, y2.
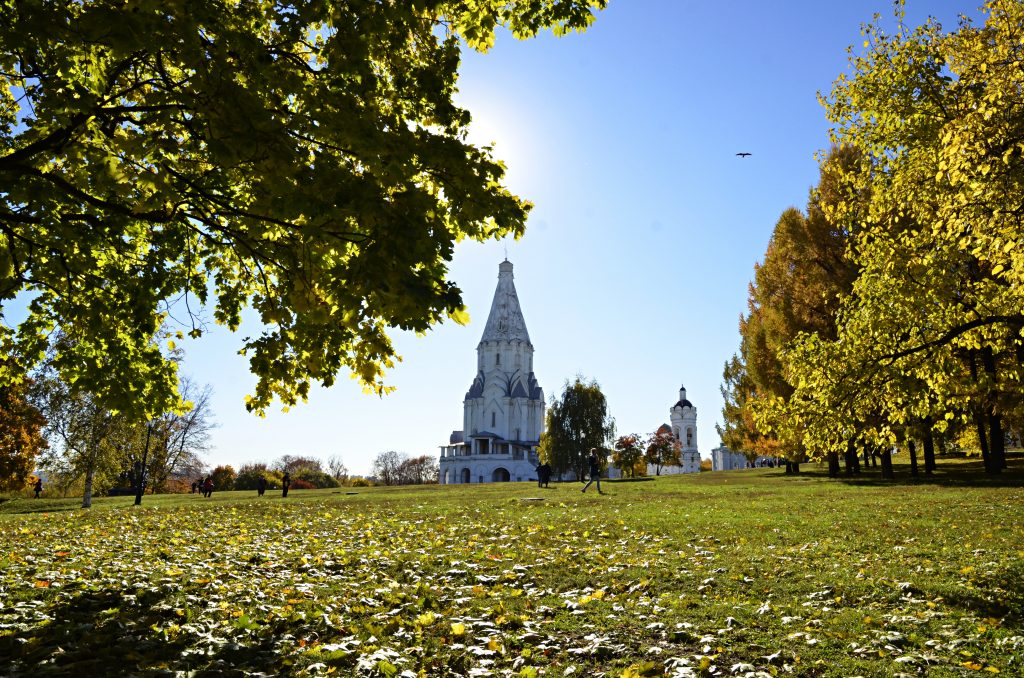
(1, 456, 1022, 676)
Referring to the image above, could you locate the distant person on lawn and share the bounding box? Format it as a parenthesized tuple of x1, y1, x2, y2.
(581, 448, 603, 494)
(257, 475, 267, 497)
(33, 478, 42, 499)
(282, 472, 291, 498)
(202, 476, 214, 498)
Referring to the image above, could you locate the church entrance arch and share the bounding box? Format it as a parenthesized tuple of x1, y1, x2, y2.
(491, 467, 510, 482)
(460, 468, 471, 484)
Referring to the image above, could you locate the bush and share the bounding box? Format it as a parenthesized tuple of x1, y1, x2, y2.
(349, 477, 373, 487)
(235, 463, 283, 490)
(163, 477, 193, 494)
(293, 469, 339, 489)
(209, 465, 236, 492)
(290, 478, 315, 490)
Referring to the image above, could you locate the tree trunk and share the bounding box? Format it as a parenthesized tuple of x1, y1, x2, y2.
(82, 466, 95, 508)
(879, 448, 895, 480)
(134, 423, 153, 506)
(980, 346, 1007, 471)
(785, 460, 794, 474)
(908, 440, 918, 477)
(922, 419, 936, 474)
(827, 451, 840, 478)
(969, 350, 997, 473)
(989, 409, 1006, 470)
(974, 348, 1007, 471)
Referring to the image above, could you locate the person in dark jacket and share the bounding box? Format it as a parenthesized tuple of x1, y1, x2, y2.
(581, 449, 603, 494)
(281, 472, 291, 498)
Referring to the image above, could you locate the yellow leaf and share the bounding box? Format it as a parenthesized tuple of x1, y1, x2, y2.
(450, 622, 466, 636)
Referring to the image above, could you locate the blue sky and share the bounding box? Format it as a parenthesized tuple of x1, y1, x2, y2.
(151, 2, 976, 474)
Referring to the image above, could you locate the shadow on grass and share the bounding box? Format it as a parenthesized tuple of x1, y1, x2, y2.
(788, 454, 1024, 489)
(1, 583, 286, 676)
(605, 477, 654, 483)
(938, 559, 1024, 623)
(0, 497, 87, 516)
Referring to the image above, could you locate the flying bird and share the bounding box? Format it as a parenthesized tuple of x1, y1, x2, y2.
(736, 152, 752, 158)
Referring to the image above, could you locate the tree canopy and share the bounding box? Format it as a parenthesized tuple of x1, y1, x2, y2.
(0, 0, 606, 420)
(0, 377, 47, 490)
(540, 376, 614, 480)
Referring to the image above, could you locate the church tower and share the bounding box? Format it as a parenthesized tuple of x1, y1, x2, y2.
(438, 260, 545, 483)
(665, 384, 701, 473)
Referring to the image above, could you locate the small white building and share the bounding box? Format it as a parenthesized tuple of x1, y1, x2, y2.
(712, 445, 749, 471)
(439, 260, 544, 483)
(711, 446, 780, 470)
(649, 385, 702, 475)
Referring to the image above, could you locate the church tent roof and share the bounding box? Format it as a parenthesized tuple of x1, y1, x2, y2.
(479, 260, 532, 345)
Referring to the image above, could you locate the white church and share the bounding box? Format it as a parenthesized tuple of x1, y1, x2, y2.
(438, 260, 704, 483)
(438, 260, 545, 484)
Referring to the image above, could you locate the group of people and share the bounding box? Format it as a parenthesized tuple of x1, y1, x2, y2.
(192, 476, 215, 497)
(534, 448, 605, 494)
(190, 472, 292, 498)
(535, 462, 552, 488)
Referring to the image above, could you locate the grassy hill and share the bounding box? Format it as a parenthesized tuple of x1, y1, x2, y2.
(1, 456, 1022, 676)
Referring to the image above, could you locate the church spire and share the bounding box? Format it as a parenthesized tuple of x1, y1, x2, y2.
(480, 260, 532, 345)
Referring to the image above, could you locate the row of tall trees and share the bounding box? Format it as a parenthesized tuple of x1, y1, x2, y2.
(31, 367, 213, 506)
(218, 454, 351, 491)
(720, 1, 1024, 476)
(371, 451, 439, 486)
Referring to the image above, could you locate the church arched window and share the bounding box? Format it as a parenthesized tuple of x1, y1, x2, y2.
(491, 411, 496, 427)
(686, 428, 693, 446)
(496, 352, 500, 365)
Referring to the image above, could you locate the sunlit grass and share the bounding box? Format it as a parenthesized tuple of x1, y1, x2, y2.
(1, 455, 1022, 676)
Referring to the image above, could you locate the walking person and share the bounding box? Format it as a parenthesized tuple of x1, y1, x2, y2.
(33, 478, 42, 499)
(281, 472, 291, 498)
(581, 448, 603, 494)
(257, 475, 267, 497)
(202, 476, 214, 498)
